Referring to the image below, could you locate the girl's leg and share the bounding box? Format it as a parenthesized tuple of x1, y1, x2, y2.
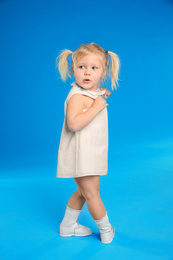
(74, 175, 106, 220)
(67, 190, 86, 210)
(59, 187, 91, 237)
(75, 176, 115, 244)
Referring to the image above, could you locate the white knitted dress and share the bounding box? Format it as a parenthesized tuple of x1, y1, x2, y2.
(57, 82, 108, 178)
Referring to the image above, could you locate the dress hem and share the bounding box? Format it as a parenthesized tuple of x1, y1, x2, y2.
(56, 171, 107, 178)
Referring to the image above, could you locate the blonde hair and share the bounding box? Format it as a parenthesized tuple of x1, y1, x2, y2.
(56, 43, 120, 90)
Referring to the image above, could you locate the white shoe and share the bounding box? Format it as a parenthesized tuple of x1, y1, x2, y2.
(95, 213, 115, 244)
(100, 226, 115, 244)
(59, 221, 92, 237)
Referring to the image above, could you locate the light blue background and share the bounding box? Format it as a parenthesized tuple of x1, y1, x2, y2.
(0, 0, 173, 259)
(1, 0, 173, 162)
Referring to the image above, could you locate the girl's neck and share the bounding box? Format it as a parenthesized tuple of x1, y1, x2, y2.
(75, 82, 99, 92)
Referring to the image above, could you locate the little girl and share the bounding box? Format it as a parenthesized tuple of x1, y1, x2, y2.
(56, 43, 120, 244)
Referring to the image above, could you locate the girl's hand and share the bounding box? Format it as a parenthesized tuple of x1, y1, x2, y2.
(100, 88, 111, 99)
(91, 96, 108, 113)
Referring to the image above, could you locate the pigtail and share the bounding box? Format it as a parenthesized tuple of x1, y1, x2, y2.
(57, 49, 73, 81)
(108, 51, 120, 90)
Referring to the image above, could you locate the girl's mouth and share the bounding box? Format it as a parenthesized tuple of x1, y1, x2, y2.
(83, 79, 91, 83)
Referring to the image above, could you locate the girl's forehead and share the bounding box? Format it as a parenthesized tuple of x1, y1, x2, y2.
(76, 53, 103, 64)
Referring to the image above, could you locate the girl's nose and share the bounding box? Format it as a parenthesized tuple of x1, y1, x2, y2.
(84, 68, 90, 75)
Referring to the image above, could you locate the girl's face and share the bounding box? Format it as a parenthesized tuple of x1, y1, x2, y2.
(72, 53, 106, 91)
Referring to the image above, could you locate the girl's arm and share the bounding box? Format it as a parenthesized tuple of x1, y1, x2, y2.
(67, 94, 108, 132)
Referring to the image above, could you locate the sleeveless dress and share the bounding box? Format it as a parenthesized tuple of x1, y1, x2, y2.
(56, 82, 108, 178)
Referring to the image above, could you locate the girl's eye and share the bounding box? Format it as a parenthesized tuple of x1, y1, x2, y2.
(92, 66, 97, 70)
(79, 65, 85, 69)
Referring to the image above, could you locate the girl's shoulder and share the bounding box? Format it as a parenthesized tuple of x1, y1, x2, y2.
(66, 82, 84, 104)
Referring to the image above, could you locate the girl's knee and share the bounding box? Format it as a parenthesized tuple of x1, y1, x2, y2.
(77, 188, 83, 198)
(81, 189, 100, 201)
(75, 176, 100, 201)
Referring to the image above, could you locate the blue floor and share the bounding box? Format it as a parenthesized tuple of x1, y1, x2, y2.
(0, 138, 173, 260)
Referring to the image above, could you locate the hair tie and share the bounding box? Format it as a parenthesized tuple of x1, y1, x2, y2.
(105, 50, 108, 54)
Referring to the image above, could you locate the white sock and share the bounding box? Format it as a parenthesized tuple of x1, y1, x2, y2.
(94, 213, 112, 232)
(60, 207, 81, 227)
